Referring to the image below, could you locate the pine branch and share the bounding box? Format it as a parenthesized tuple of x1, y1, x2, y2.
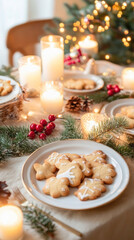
(60, 115, 82, 140)
(0, 65, 15, 80)
(22, 206, 55, 239)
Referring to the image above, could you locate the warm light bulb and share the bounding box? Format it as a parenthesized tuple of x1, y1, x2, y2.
(59, 23, 64, 28)
(93, 9, 98, 15)
(73, 27, 77, 32)
(104, 16, 110, 21)
(122, 38, 126, 42)
(124, 30, 129, 35)
(60, 28, 65, 33)
(105, 54, 110, 60)
(127, 36, 131, 41)
(72, 37, 77, 41)
(66, 35, 72, 40)
(65, 39, 69, 44)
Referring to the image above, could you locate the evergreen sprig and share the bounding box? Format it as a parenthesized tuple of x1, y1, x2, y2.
(0, 65, 15, 79)
(22, 206, 55, 239)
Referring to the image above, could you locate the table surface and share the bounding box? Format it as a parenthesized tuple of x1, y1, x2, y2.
(0, 97, 134, 240)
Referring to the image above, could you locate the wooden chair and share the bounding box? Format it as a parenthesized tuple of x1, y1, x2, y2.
(6, 19, 55, 66)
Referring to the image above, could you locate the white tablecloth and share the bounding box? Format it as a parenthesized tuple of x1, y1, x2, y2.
(0, 97, 134, 240)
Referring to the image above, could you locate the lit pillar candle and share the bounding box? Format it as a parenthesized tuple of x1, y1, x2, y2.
(79, 36, 98, 57)
(0, 205, 23, 240)
(40, 81, 63, 114)
(41, 35, 64, 82)
(121, 68, 134, 90)
(81, 113, 105, 139)
(19, 55, 41, 94)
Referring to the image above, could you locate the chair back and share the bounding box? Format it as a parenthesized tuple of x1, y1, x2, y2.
(6, 19, 55, 66)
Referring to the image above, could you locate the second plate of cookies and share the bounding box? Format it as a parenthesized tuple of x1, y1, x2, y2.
(22, 139, 129, 210)
(103, 98, 134, 135)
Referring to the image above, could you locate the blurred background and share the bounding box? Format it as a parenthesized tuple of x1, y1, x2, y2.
(0, 0, 84, 67)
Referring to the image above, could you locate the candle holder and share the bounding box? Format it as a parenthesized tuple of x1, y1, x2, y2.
(81, 113, 105, 139)
(40, 81, 64, 114)
(0, 205, 23, 240)
(18, 55, 41, 97)
(79, 36, 98, 57)
(121, 68, 134, 90)
(41, 35, 64, 82)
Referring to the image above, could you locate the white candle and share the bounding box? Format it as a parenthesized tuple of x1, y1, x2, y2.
(79, 36, 98, 57)
(40, 82, 63, 114)
(122, 68, 134, 90)
(41, 35, 64, 82)
(19, 56, 41, 92)
(0, 205, 23, 240)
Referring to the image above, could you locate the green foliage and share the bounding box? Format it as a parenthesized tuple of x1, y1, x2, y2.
(60, 115, 82, 139)
(0, 66, 15, 79)
(22, 206, 55, 239)
(45, 0, 134, 64)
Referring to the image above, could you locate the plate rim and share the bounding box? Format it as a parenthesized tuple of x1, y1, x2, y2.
(103, 98, 134, 135)
(22, 139, 130, 210)
(63, 74, 104, 94)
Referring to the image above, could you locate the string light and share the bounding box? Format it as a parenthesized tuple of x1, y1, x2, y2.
(124, 30, 129, 35)
(131, 2, 134, 7)
(73, 27, 77, 32)
(60, 27, 65, 33)
(127, 36, 131, 41)
(89, 24, 94, 29)
(117, 11, 123, 18)
(65, 39, 69, 44)
(66, 35, 72, 40)
(95, 1, 103, 10)
(59, 23, 64, 28)
(124, 41, 130, 47)
(122, 38, 126, 42)
(72, 37, 77, 41)
(80, 27, 84, 32)
(105, 54, 110, 60)
(93, 9, 98, 15)
(104, 16, 110, 21)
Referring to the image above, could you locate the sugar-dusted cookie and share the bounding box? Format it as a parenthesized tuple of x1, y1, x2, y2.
(0, 80, 13, 96)
(65, 153, 81, 161)
(43, 177, 70, 198)
(45, 152, 70, 169)
(92, 163, 116, 184)
(116, 113, 134, 129)
(75, 178, 106, 201)
(84, 150, 107, 167)
(34, 162, 56, 180)
(72, 158, 92, 177)
(57, 162, 83, 187)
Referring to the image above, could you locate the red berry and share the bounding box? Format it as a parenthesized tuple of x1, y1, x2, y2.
(107, 84, 113, 90)
(36, 124, 44, 132)
(30, 123, 37, 131)
(40, 119, 47, 126)
(28, 131, 35, 139)
(48, 114, 56, 122)
(114, 86, 120, 93)
(45, 128, 52, 135)
(112, 84, 119, 89)
(108, 89, 115, 96)
(46, 122, 55, 130)
(39, 133, 46, 140)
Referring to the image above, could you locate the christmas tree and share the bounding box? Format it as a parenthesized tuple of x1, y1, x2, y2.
(46, 0, 134, 64)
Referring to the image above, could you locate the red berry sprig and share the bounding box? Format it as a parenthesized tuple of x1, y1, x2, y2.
(28, 114, 56, 140)
(107, 84, 120, 96)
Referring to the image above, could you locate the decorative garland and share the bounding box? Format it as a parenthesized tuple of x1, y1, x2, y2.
(0, 115, 134, 161)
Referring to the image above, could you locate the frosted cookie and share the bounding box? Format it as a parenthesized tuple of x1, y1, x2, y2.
(57, 162, 83, 187)
(116, 113, 134, 129)
(75, 178, 106, 201)
(43, 177, 70, 198)
(72, 158, 92, 177)
(84, 150, 107, 167)
(0, 80, 13, 96)
(65, 153, 81, 161)
(33, 162, 56, 180)
(45, 152, 70, 169)
(92, 163, 116, 184)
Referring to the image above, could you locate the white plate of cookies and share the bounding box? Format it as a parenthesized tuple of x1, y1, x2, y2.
(0, 76, 20, 105)
(63, 73, 104, 97)
(104, 99, 134, 135)
(22, 139, 129, 210)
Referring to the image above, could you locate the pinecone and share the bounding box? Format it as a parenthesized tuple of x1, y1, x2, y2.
(82, 97, 93, 112)
(65, 96, 82, 112)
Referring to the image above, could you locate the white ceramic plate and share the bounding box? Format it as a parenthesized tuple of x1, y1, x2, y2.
(63, 73, 104, 98)
(0, 76, 20, 105)
(22, 139, 129, 210)
(104, 99, 134, 135)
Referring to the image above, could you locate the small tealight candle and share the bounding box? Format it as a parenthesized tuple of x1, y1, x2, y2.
(121, 68, 134, 90)
(81, 113, 105, 139)
(41, 35, 64, 82)
(19, 55, 41, 96)
(79, 36, 98, 57)
(40, 81, 63, 114)
(0, 205, 23, 240)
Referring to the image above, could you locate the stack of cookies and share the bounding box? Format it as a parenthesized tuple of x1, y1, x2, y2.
(33, 150, 116, 201)
(116, 106, 134, 129)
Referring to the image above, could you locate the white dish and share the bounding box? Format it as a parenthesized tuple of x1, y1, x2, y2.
(0, 76, 20, 105)
(104, 99, 134, 135)
(63, 73, 104, 98)
(22, 139, 129, 210)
